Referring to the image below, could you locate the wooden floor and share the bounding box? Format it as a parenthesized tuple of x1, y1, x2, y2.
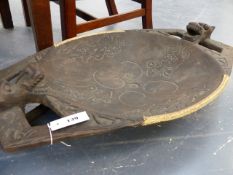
(0, 0, 233, 175)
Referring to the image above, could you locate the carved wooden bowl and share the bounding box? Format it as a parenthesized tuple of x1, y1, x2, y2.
(0, 26, 232, 152)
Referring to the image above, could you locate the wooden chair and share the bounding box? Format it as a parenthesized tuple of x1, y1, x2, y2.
(0, 0, 13, 29)
(0, 0, 31, 28)
(57, 0, 153, 40)
(3, 0, 152, 51)
(26, 0, 153, 44)
(0, 0, 122, 29)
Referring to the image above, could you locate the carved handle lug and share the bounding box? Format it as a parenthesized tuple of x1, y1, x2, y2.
(158, 22, 223, 53)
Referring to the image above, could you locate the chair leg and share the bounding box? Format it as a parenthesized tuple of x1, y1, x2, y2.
(59, 0, 77, 40)
(26, 0, 54, 51)
(21, 0, 31, 26)
(0, 0, 14, 29)
(105, 0, 118, 16)
(141, 0, 153, 29)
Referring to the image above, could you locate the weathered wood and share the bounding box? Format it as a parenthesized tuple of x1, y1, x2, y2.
(0, 24, 232, 152)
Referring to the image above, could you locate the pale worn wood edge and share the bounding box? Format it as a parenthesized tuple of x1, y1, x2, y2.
(142, 74, 230, 125)
(54, 30, 125, 47)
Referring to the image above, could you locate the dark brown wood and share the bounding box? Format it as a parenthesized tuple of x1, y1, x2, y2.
(25, 0, 153, 49)
(59, 0, 77, 40)
(53, 0, 152, 37)
(141, 0, 153, 29)
(105, 0, 118, 15)
(0, 0, 13, 29)
(21, 0, 31, 26)
(52, 0, 96, 21)
(26, 0, 53, 51)
(0, 23, 232, 152)
(76, 9, 145, 33)
(76, 8, 97, 21)
(132, 0, 143, 3)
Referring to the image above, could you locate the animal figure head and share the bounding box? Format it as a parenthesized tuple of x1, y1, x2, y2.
(185, 22, 215, 44)
(0, 64, 44, 109)
(187, 22, 215, 37)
